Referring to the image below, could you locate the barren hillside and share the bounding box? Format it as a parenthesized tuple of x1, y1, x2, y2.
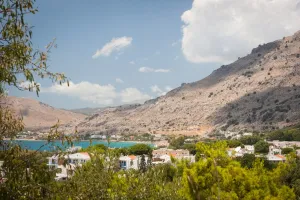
(2, 96, 86, 130)
(66, 31, 300, 136)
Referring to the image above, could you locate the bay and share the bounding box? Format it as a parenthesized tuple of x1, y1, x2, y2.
(5, 140, 149, 151)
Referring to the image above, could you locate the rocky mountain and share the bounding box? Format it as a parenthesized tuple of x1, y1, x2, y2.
(66, 31, 300, 136)
(2, 96, 86, 130)
(69, 103, 142, 116)
(69, 107, 103, 116)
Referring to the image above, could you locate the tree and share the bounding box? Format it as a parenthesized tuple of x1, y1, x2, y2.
(128, 143, 152, 155)
(170, 136, 185, 149)
(254, 140, 269, 153)
(0, 1, 68, 199)
(139, 154, 147, 173)
(0, 1, 67, 95)
(83, 144, 107, 153)
(180, 142, 295, 200)
(237, 153, 256, 168)
(239, 135, 261, 145)
(282, 147, 294, 155)
(226, 139, 242, 148)
(183, 143, 196, 155)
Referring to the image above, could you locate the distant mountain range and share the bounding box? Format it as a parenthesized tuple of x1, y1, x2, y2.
(69, 107, 104, 116)
(7, 30, 300, 136)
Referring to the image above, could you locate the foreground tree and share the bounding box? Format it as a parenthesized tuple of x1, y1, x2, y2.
(0, 0, 68, 199)
(180, 142, 295, 200)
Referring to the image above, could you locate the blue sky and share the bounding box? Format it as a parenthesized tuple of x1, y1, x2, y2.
(10, 0, 300, 109)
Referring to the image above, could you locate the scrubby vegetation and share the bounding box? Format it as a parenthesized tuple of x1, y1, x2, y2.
(2, 141, 300, 199)
(266, 125, 300, 141)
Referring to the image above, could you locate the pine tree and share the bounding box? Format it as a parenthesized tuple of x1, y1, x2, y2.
(139, 154, 147, 172)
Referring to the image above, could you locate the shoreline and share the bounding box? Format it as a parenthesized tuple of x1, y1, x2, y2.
(7, 138, 153, 144)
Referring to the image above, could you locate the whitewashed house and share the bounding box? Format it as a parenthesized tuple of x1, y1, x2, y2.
(47, 152, 91, 180)
(119, 155, 150, 170)
(90, 135, 106, 140)
(268, 141, 300, 148)
(244, 145, 255, 154)
(227, 145, 255, 157)
(152, 148, 195, 163)
(267, 146, 286, 162)
(296, 149, 300, 157)
(152, 148, 190, 157)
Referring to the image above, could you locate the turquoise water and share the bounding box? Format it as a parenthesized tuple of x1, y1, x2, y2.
(5, 140, 145, 151)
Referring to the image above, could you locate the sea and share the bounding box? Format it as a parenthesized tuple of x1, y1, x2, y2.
(3, 140, 148, 151)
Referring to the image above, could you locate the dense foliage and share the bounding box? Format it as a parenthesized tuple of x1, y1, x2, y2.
(239, 135, 261, 145)
(169, 136, 185, 149)
(254, 140, 269, 153)
(267, 126, 300, 141)
(128, 143, 152, 155)
(2, 141, 299, 200)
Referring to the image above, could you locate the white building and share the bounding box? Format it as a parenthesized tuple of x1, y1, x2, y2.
(152, 154, 195, 164)
(152, 148, 195, 163)
(243, 132, 253, 136)
(267, 154, 286, 162)
(90, 135, 107, 140)
(267, 146, 286, 162)
(244, 145, 255, 154)
(227, 145, 255, 157)
(268, 141, 300, 148)
(152, 148, 190, 157)
(154, 140, 169, 148)
(47, 152, 91, 180)
(119, 155, 150, 170)
(296, 149, 300, 157)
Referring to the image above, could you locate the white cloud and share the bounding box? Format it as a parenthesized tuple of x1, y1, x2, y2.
(165, 86, 173, 92)
(155, 51, 161, 55)
(41, 81, 150, 105)
(154, 69, 170, 73)
(139, 67, 170, 73)
(41, 81, 117, 105)
(181, 0, 300, 63)
(116, 78, 124, 83)
(129, 61, 135, 65)
(120, 88, 151, 103)
(151, 85, 164, 95)
(139, 67, 153, 73)
(92, 36, 132, 58)
(174, 56, 179, 60)
(150, 85, 173, 96)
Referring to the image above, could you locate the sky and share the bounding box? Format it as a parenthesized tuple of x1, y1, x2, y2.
(10, 0, 300, 109)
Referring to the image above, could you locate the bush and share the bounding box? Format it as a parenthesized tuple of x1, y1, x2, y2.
(240, 135, 261, 145)
(237, 153, 256, 168)
(254, 140, 269, 153)
(170, 136, 185, 149)
(128, 144, 152, 155)
(281, 148, 294, 155)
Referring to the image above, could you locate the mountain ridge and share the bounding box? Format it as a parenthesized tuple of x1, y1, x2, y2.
(65, 30, 300, 136)
(1, 96, 86, 130)
(6, 30, 300, 137)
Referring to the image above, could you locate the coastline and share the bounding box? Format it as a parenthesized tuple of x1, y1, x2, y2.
(9, 138, 153, 144)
